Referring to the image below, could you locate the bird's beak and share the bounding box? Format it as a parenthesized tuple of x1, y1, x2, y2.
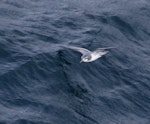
(80, 60, 83, 63)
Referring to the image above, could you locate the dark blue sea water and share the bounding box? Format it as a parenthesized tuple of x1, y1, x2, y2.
(0, 0, 150, 124)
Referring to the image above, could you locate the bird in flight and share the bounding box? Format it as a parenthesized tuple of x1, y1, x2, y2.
(62, 45, 116, 63)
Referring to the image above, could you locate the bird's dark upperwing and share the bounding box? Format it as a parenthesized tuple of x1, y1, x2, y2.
(62, 45, 91, 55)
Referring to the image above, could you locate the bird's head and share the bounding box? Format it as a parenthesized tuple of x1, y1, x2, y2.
(80, 55, 91, 63)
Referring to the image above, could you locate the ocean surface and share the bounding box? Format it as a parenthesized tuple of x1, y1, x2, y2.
(0, 0, 150, 124)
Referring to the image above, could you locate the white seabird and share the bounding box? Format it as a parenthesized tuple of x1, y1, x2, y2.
(62, 45, 116, 63)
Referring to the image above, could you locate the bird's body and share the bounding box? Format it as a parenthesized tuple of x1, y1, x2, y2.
(90, 50, 108, 62)
(62, 45, 115, 63)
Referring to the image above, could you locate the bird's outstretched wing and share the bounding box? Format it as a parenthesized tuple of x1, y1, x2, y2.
(93, 46, 117, 52)
(95, 46, 117, 50)
(92, 46, 117, 56)
(62, 45, 91, 55)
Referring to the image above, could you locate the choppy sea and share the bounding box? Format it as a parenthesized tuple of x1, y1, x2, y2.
(0, 0, 150, 124)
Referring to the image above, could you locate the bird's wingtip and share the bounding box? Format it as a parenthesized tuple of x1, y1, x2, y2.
(60, 45, 69, 49)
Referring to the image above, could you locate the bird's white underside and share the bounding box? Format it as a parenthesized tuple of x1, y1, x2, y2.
(85, 51, 109, 62)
